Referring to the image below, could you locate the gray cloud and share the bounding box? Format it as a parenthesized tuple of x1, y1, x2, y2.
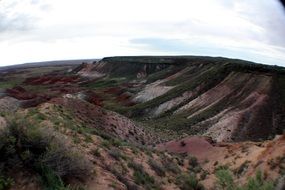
(0, 0, 50, 33)
(0, 0, 285, 66)
(130, 38, 192, 53)
(234, 0, 285, 48)
(0, 12, 33, 32)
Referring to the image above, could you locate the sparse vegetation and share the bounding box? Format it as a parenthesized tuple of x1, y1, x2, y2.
(200, 170, 209, 180)
(0, 56, 284, 190)
(175, 173, 204, 190)
(0, 117, 92, 189)
(148, 159, 166, 177)
(128, 161, 160, 190)
(109, 148, 127, 161)
(215, 164, 230, 172)
(215, 169, 274, 190)
(234, 160, 251, 177)
(84, 78, 120, 89)
(161, 156, 181, 174)
(268, 156, 285, 175)
(215, 169, 235, 190)
(92, 148, 101, 157)
(188, 155, 199, 168)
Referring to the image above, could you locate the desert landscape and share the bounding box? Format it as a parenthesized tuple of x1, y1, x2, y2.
(0, 56, 284, 190)
(1, 0, 285, 189)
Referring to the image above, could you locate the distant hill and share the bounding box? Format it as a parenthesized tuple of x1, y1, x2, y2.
(0, 59, 99, 71)
(75, 56, 285, 142)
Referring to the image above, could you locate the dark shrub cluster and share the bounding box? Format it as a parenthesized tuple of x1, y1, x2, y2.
(215, 169, 274, 190)
(128, 161, 160, 190)
(148, 159, 166, 177)
(175, 173, 204, 190)
(0, 118, 92, 189)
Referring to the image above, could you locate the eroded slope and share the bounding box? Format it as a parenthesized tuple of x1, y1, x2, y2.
(77, 56, 285, 142)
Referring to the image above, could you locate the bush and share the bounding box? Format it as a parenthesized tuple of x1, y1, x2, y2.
(215, 169, 274, 190)
(215, 169, 234, 190)
(109, 168, 139, 190)
(200, 170, 208, 180)
(39, 143, 91, 180)
(40, 166, 67, 190)
(0, 118, 92, 189)
(215, 164, 229, 172)
(234, 161, 250, 177)
(238, 171, 274, 190)
(128, 161, 144, 171)
(92, 148, 101, 157)
(161, 156, 181, 174)
(176, 173, 204, 190)
(0, 175, 14, 190)
(188, 156, 198, 168)
(148, 159, 165, 177)
(133, 170, 155, 187)
(109, 148, 126, 161)
(128, 161, 159, 190)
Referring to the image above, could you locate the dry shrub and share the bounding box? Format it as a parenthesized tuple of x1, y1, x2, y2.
(0, 117, 92, 188)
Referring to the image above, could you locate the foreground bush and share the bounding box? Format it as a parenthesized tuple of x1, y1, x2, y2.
(0, 117, 92, 189)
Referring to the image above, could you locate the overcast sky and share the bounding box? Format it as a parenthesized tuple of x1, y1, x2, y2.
(0, 0, 285, 66)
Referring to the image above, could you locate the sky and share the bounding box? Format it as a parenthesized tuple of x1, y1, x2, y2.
(0, 0, 285, 66)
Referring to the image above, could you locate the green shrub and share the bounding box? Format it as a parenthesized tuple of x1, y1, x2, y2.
(215, 169, 235, 190)
(168, 163, 181, 174)
(39, 144, 91, 180)
(107, 164, 139, 190)
(176, 173, 204, 190)
(148, 159, 165, 177)
(215, 169, 274, 190)
(128, 161, 159, 190)
(40, 166, 67, 190)
(237, 171, 274, 190)
(133, 170, 155, 185)
(0, 118, 92, 189)
(162, 159, 181, 174)
(109, 148, 126, 161)
(40, 166, 87, 190)
(101, 140, 111, 149)
(84, 135, 93, 143)
(128, 161, 143, 172)
(215, 164, 230, 172)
